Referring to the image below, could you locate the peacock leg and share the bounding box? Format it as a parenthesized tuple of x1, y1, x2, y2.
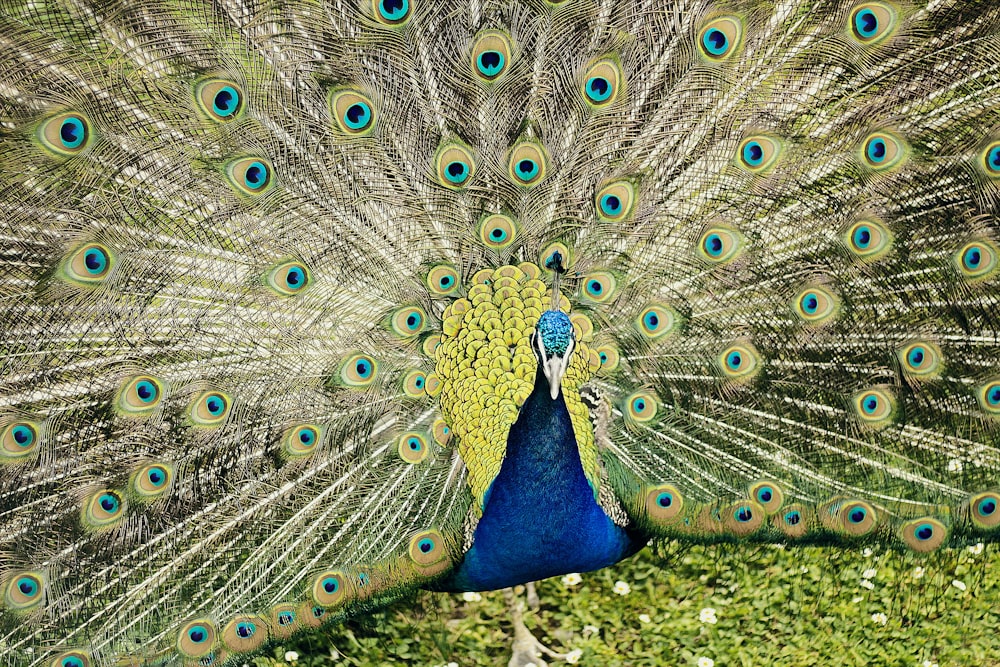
(504, 585, 573, 667)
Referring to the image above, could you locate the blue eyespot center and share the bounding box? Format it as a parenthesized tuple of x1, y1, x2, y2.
(445, 161, 469, 183)
(988, 146, 1000, 172)
(705, 233, 724, 256)
(600, 194, 621, 215)
(633, 398, 646, 412)
(213, 86, 240, 117)
(863, 396, 878, 413)
(853, 225, 871, 248)
(477, 51, 504, 76)
(989, 386, 1000, 405)
(516, 159, 538, 180)
(849, 508, 867, 523)
(978, 498, 997, 516)
(236, 622, 255, 638)
(866, 137, 886, 162)
(784, 510, 801, 525)
(735, 506, 753, 522)
(644, 312, 659, 329)
(285, 266, 305, 289)
(345, 102, 372, 129)
(17, 577, 38, 595)
(726, 351, 742, 369)
(915, 523, 934, 541)
(12, 424, 35, 446)
(407, 437, 421, 451)
(907, 347, 924, 366)
(323, 577, 339, 593)
(703, 28, 728, 55)
(244, 161, 268, 189)
(757, 487, 773, 503)
(588, 280, 603, 295)
(855, 9, 877, 37)
(136, 380, 157, 402)
(356, 360, 371, 377)
(439, 275, 454, 288)
(963, 246, 982, 270)
(379, 0, 408, 20)
(206, 395, 225, 416)
(59, 117, 86, 148)
(586, 76, 612, 102)
(84, 247, 108, 274)
(802, 293, 819, 313)
(656, 492, 673, 508)
(189, 626, 208, 643)
(278, 611, 295, 625)
(148, 467, 166, 486)
(742, 141, 763, 165)
(418, 538, 434, 553)
(62, 658, 83, 667)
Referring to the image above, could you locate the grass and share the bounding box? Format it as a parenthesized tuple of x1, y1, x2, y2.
(261, 542, 1000, 666)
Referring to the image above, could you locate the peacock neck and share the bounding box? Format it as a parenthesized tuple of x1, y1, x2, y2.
(440, 364, 639, 592)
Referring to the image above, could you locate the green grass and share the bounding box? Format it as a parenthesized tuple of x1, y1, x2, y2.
(262, 543, 1000, 666)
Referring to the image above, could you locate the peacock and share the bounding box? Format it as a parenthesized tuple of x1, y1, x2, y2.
(1, 0, 999, 664)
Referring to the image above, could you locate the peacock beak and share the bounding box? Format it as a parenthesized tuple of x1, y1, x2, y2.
(534, 332, 575, 400)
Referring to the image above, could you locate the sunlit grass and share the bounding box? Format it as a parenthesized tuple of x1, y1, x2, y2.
(263, 542, 1000, 666)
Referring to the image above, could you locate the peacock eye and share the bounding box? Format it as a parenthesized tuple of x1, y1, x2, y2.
(737, 135, 782, 173)
(435, 143, 476, 189)
(849, 2, 898, 45)
(860, 131, 906, 170)
(594, 181, 636, 221)
(698, 16, 742, 61)
(373, 0, 411, 25)
(226, 157, 274, 195)
(580, 272, 617, 304)
(196, 79, 245, 121)
(471, 30, 512, 82)
(330, 90, 376, 135)
(426, 265, 461, 295)
(581, 58, 622, 108)
(39, 112, 93, 155)
(507, 141, 548, 187)
(266, 261, 311, 295)
(478, 214, 518, 250)
(397, 432, 429, 463)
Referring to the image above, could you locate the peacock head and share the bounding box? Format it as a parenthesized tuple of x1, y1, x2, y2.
(532, 309, 576, 400)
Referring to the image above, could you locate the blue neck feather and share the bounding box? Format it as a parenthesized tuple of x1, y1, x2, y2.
(440, 364, 641, 592)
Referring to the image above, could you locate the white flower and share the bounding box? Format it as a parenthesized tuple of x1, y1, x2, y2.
(565, 649, 583, 664)
(952, 579, 967, 592)
(969, 542, 984, 555)
(462, 591, 482, 602)
(697, 658, 715, 667)
(638, 613, 651, 624)
(582, 624, 599, 637)
(862, 548, 874, 557)
(922, 661, 939, 667)
(613, 580, 631, 596)
(948, 459, 964, 473)
(446, 663, 458, 667)
(912, 567, 925, 579)
(800, 566, 810, 574)
(860, 579, 875, 590)
(562, 573, 582, 587)
(851, 597, 863, 604)
(862, 568, 877, 579)
(871, 612, 888, 626)
(699, 607, 718, 624)
(284, 651, 299, 663)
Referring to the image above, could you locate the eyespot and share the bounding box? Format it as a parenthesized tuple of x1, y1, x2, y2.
(177, 619, 217, 657)
(792, 285, 839, 325)
(83, 489, 126, 529)
(861, 131, 906, 171)
(853, 388, 895, 427)
(697, 226, 743, 264)
(51, 652, 91, 667)
(270, 603, 300, 638)
(426, 265, 461, 296)
(507, 141, 548, 187)
(595, 180, 635, 222)
(698, 15, 742, 61)
(431, 418, 451, 446)
(624, 390, 657, 424)
(849, 2, 898, 45)
(471, 30, 512, 82)
(969, 490, 1000, 529)
(595, 344, 620, 372)
(390, 306, 427, 337)
(397, 432, 429, 464)
(581, 57, 622, 108)
(189, 391, 231, 426)
(330, 90, 376, 135)
(540, 242, 572, 272)
(718, 342, 761, 382)
(635, 304, 679, 341)
(478, 214, 518, 250)
(340, 353, 378, 387)
(4, 571, 44, 610)
(312, 570, 350, 607)
(570, 312, 594, 343)
(749, 480, 784, 514)
(116, 375, 165, 415)
(896, 341, 942, 378)
(39, 112, 92, 155)
(981, 141, 1000, 178)
(408, 529, 451, 575)
(62, 243, 115, 285)
(132, 462, 174, 499)
(1, 421, 40, 461)
(774, 503, 809, 538)
(401, 370, 427, 398)
(195, 79, 245, 121)
(836, 499, 877, 536)
(643, 484, 684, 524)
(222, 615, 268, 653)
(723, 501, 765, 536)
(226, 157, 274, 195)
(844, 218, 892, 260)
(265, 261, 310, 296)
(977, 380, 1000, 416)
(899, 517, 947, 553)
(737, 135, 782, 173)
(579, 272, 617, 304)
(282, 424, 321, 458)
(435, 143, 476, 189)
(372, 0, 411, 26)
(954, 240, 998, 282)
